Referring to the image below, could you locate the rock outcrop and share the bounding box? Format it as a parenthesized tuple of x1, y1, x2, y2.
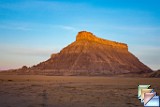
(76, 31, 128, 49)
(148, 70, 160, 78)
(29, 31, 152, 75)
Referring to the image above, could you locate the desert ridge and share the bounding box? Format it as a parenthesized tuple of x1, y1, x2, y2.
(1, 31, 153, 76)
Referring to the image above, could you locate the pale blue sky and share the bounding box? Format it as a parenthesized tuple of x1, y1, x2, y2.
(0, 0, 160, 70)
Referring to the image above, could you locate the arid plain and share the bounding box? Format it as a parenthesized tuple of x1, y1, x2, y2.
(0, 75, 159, 107)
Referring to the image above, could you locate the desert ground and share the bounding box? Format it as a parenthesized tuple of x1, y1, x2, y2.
(0, 75, 159, 107)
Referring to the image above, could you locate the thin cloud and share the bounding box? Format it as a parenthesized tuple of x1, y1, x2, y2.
(0, 1, 88, 11)
(0, 46, 60, 57)
(0, 46, 60, 70)
(111, 26, 160, 31)
(0, 23, 31, 31)
(57, 25, 78, 32)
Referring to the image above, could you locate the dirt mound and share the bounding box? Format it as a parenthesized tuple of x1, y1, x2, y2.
(148, 70, 160, 78)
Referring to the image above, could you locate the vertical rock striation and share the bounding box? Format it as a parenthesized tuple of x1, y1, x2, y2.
(32, 31, 152, 75)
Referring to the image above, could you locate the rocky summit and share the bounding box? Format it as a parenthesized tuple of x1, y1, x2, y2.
(22, 31, 151, 76)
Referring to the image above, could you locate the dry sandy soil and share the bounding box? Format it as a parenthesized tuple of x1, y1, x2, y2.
(0, 75, 159, 107)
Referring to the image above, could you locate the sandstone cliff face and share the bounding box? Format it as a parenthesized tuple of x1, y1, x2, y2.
(31, 31, 152, 75)
(76, 31, 128, 49)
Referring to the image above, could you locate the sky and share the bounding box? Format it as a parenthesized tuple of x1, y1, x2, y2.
(0, 0, 160, 70)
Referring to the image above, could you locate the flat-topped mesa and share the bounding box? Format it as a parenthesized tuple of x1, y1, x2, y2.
(76, 31, 128, 50)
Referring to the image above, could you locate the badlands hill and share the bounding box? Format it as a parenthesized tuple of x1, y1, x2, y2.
(149, 70, 160, 78)
(1, 31, 152, 76)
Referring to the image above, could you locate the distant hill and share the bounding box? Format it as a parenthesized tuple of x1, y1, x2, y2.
(148, 70, 160, 78)
(1, 31, 152, 76)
